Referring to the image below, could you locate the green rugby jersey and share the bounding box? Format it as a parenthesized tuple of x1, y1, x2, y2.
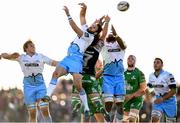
(124, 68, 145, 95)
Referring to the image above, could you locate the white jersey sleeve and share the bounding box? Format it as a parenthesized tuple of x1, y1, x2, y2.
(40, 53, 53, 66)
(15, 55, 22, 62)
(81, 24, 88, 31)
(166, 73, 176, 86)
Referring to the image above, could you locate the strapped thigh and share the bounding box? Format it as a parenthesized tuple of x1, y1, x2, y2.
(114, 95, 125, 103)
(27, 103, 37, 110)
(151, 110, 162, 119)
(38, 101, 49, 108)
(166, 117, 176, 123)
(103, 93, 114, 102)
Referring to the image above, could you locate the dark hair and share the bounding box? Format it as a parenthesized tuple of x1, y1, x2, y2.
(23, 40, 33, 52)
(90, 34, 100, 46)
(106, 34, 116, 42)
(96, 24, 102, 34)
(155, 57, 163, 64)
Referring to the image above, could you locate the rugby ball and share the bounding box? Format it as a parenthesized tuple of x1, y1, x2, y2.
(117, 1, 129, 11)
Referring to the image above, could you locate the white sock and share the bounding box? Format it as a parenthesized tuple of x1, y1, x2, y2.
(79, 89, 89, 111)
(47, 84, 56, 96)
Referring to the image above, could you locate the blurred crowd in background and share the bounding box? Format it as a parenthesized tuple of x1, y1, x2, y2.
(0, 79, 180, 122)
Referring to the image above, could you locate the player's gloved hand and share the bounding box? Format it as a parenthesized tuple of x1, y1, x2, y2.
(147, 83, 153, 88)
(104, 15, 111, 23)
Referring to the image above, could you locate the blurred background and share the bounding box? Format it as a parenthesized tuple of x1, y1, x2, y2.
(0, 79, 180, 122)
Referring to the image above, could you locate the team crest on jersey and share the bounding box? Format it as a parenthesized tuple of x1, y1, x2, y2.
(84, 32, 89, 37)
(131, 75, 136, 80)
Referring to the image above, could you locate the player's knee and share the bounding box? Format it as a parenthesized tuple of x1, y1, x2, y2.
(151, 110, 162, 122)
(129, 111, 139, 122)
(166, 117, 176, 123)
(122, 115, 129, 122)
(27, 104, 37, 120)
(105, 102, 113, 113)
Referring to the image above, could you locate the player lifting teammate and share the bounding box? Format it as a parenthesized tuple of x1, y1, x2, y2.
(42, 3, 103, 120)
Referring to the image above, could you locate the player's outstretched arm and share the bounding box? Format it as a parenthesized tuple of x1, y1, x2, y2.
(100, 15, 110, 41)
(79, 3, 87, 26)
(63, 6, 83, 37)
(111, 25, 127, 50)
(1, 52, 20, 60)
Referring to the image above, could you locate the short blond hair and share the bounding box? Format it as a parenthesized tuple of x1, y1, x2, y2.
(23, 40, 33, 52)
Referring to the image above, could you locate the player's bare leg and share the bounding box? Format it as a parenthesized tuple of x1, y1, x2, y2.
(151, 110, 162, 123)
(72, 73, 90, 121)
(27, 104, 37, 122)
(89, 93, 110, 122)
(116, 102, 123, 120)
(128, 109, 140, 123)
(43, 67, 67, 101)
(37, 100, 52, 122)
(123, 111, 129, 123)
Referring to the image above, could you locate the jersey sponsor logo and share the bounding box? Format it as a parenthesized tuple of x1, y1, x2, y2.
(151, 84, 164, 88)
(108, 48, 121, 52)
(126, 72, 131, 75)
(170, 77, 175, 83)
(25, 63, 39, 67)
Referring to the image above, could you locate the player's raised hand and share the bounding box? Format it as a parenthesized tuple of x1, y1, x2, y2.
(104, 15, 111, 23)
(93, 16, 104, 25)
(63, 6, 70, 16)
(111, 25, 117, 36)
(78, 3, 87, 10)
